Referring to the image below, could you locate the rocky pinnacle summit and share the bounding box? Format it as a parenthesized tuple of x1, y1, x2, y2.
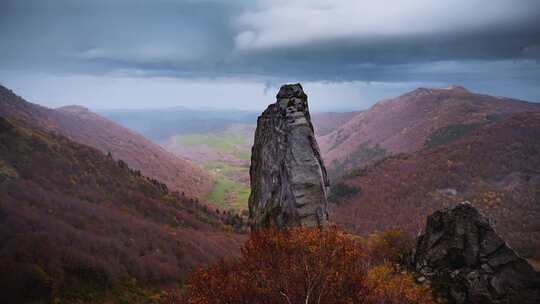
(248, 84, 330, 230)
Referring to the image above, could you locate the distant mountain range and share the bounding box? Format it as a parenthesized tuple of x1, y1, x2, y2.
(0, 85, 212, 199)
(98, 107, 260, 142)
(99, 107, 359, 141)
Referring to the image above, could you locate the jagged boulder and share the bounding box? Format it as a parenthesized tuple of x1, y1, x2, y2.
(414, 202, 540, 303)
(248, 84, 330, 230)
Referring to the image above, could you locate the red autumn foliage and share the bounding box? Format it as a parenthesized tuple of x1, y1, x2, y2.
(366, 231, 415, 266)
(180, 227, 433, 304)
(333, 111, 540, 259)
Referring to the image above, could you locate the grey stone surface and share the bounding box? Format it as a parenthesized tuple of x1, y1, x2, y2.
(414, 202, 540, 303)
(248, 84, 329, 230)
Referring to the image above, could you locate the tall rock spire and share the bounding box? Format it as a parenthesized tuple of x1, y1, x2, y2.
(248, 83, 330, 230)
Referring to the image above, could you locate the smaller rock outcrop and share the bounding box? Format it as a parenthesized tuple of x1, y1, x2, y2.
(248, 84, 329, 230)
(414, 202, 540, 304)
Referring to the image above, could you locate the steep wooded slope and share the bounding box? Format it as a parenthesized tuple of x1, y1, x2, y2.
(0, 116, 243, 302)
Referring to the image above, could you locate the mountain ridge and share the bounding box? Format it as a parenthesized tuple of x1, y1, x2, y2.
(319, 86, 540, 174)
(0, 85, 212, 199)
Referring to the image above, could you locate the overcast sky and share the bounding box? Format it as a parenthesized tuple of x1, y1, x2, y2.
(1, 0, 539, 111)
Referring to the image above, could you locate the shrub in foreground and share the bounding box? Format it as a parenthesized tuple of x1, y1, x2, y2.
(181, 227, 433, 304)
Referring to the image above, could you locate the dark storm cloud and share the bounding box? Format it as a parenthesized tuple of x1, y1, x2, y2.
(1, 0, 540, 104)
(0, 0, 240, 75)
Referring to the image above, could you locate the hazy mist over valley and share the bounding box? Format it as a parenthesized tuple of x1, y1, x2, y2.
(1, 1, 540, 303)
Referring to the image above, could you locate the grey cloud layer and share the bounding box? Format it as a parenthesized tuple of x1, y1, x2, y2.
(1, 0, 539, 90)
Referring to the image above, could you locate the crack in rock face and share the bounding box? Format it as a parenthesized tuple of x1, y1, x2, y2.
(414, 202, 540, 304)
(248, 83, 330, 230)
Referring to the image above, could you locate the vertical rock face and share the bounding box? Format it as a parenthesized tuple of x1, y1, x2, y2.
(414, 202, 540, 304)
(249, 84, 330, 230)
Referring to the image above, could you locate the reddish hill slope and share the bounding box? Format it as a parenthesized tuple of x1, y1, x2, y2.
(331, 111, 540, 259)
(319, 86, 539, 172)
(0, 85, 212, 199)
(311, 111, 360, 136)
(0, 116, 243, 302)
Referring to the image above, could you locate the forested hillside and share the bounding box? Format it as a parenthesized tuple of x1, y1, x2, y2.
(0, 116, 243, 303)
(331, 111, 540, 260)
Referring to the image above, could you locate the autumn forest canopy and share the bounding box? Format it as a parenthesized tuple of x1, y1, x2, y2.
(181, 228, 433, 304)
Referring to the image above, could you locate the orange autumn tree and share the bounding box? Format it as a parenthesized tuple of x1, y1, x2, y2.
(182, 227, 433, 304)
